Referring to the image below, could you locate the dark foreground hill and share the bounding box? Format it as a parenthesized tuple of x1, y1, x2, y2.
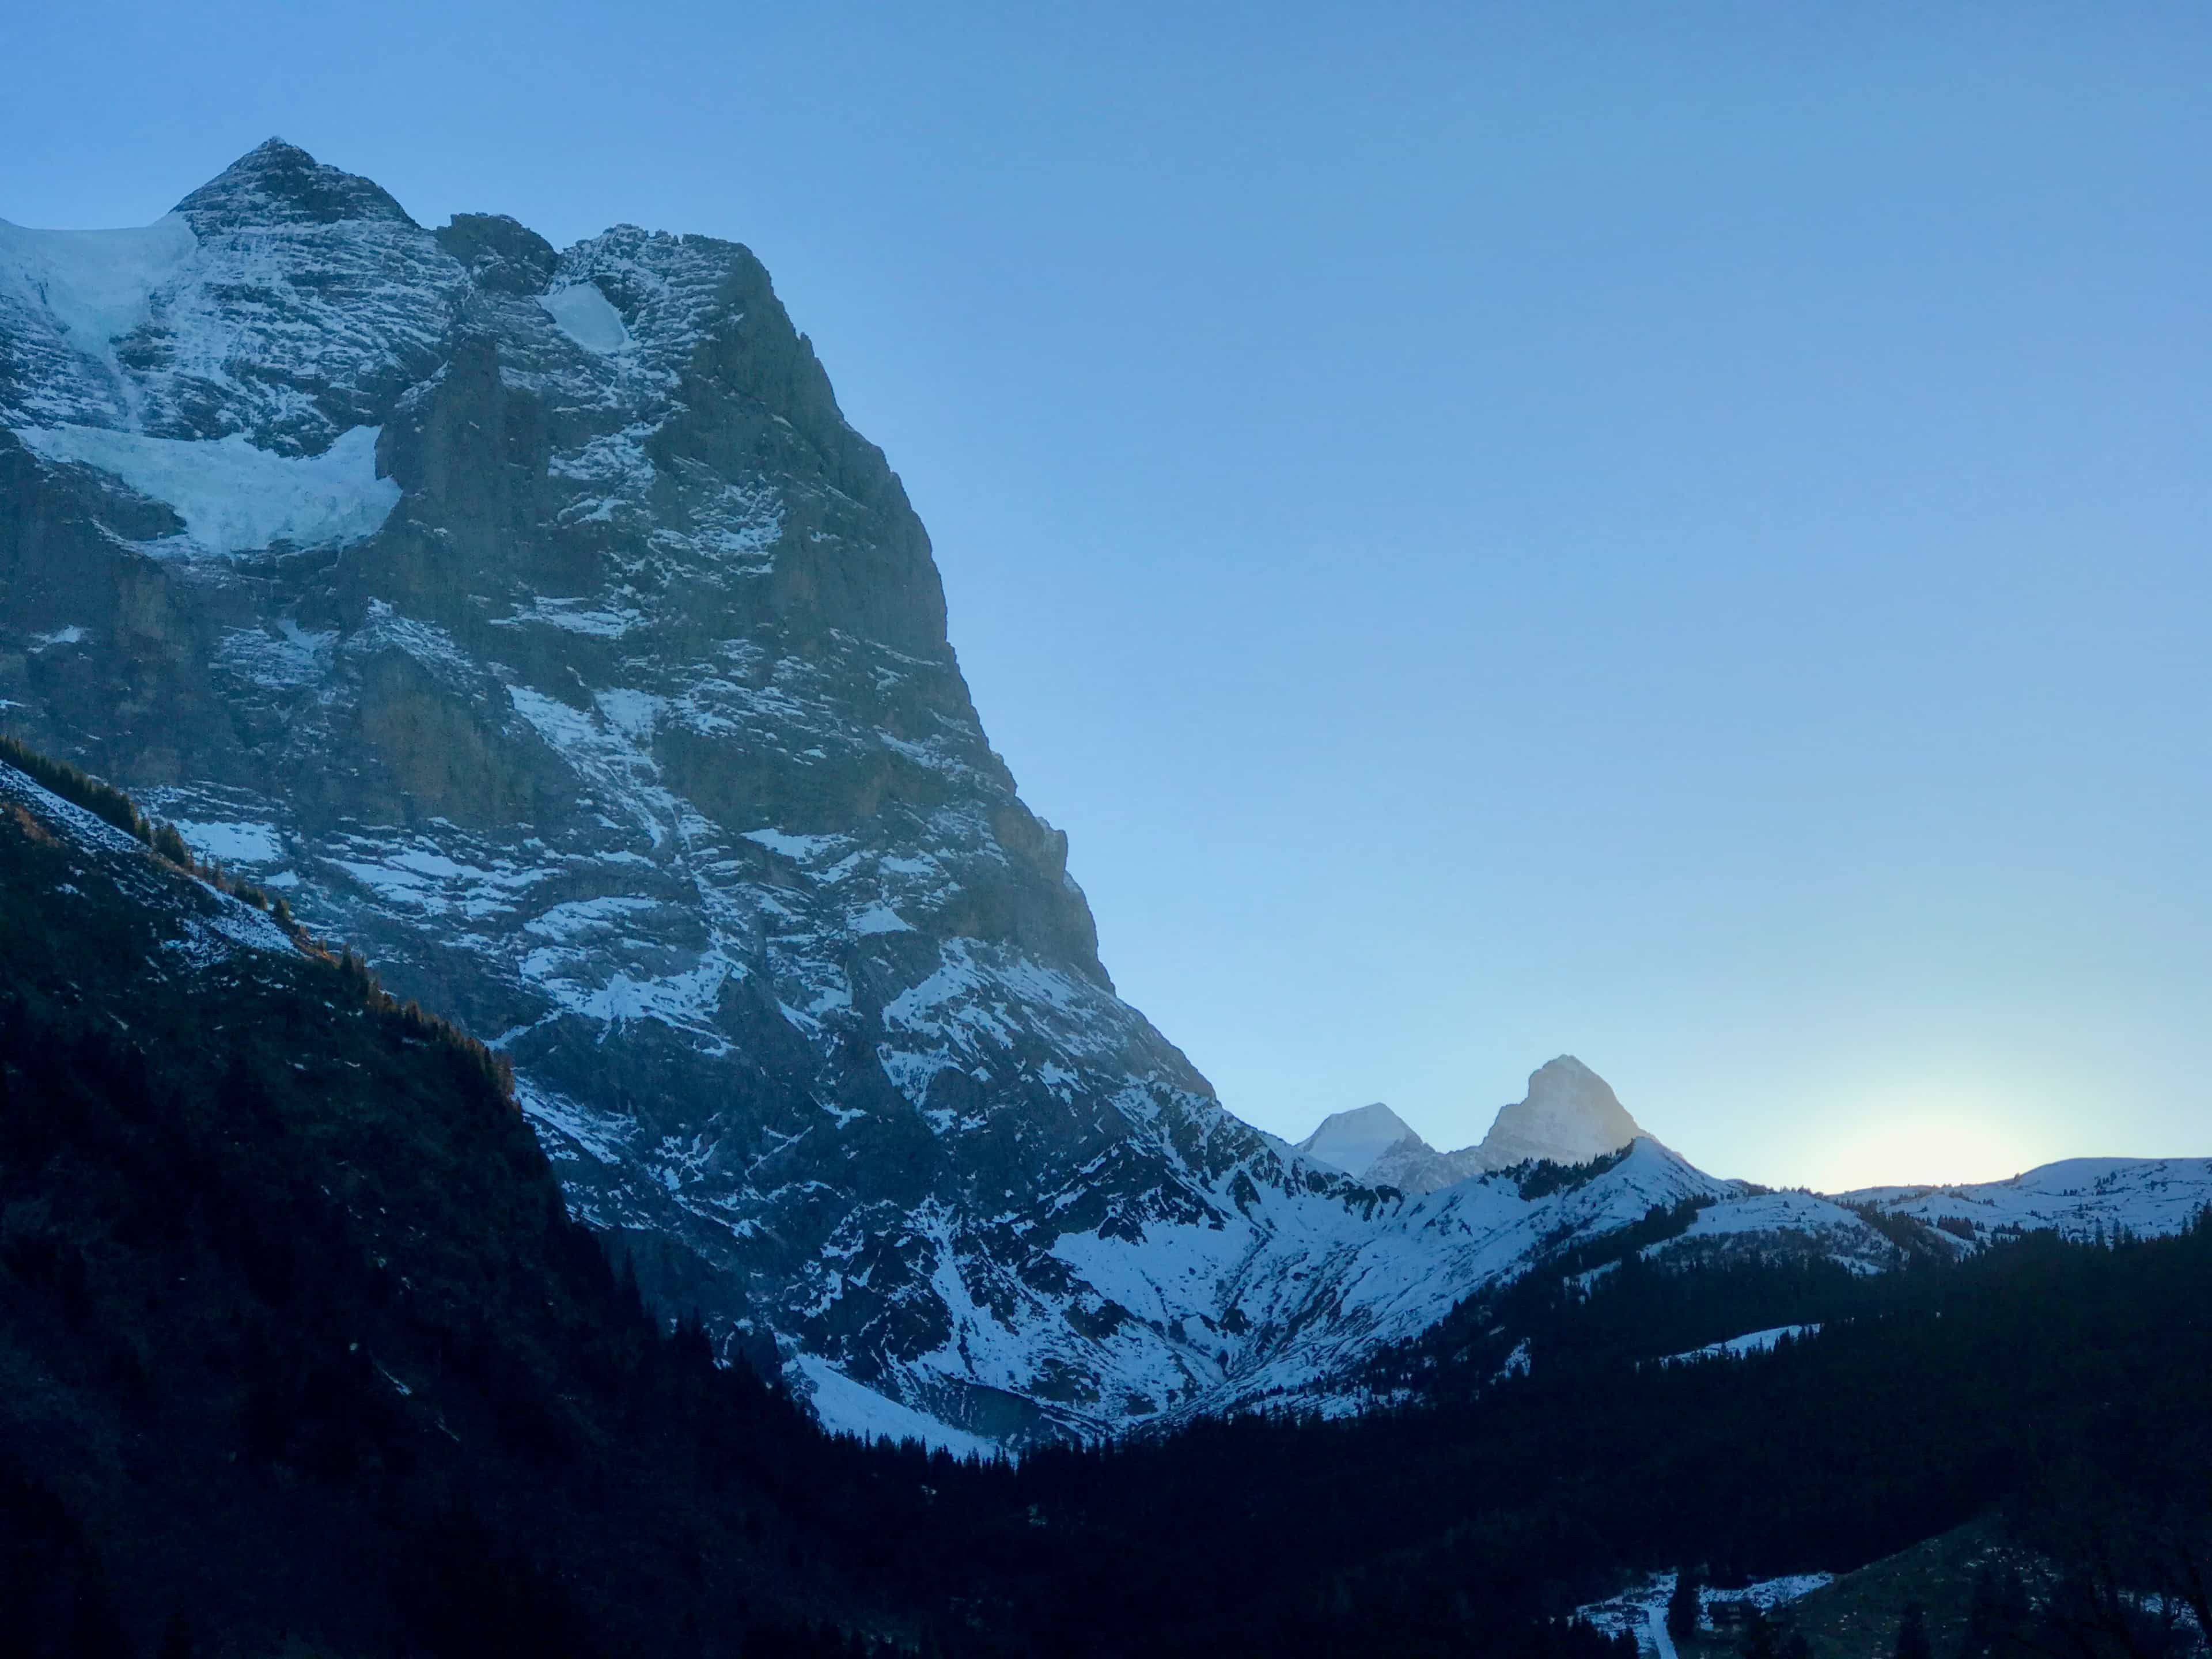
(0, 748, 1010, 1656)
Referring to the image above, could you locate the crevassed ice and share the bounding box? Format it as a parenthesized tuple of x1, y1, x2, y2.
(12, 424, 399, 556)
(0, 213, 198, 351)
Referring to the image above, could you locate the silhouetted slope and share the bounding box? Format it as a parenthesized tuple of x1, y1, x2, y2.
(0, 751, 990, 1656)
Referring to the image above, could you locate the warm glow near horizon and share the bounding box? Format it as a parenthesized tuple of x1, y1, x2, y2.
(1776, 1090, 2059, 1195)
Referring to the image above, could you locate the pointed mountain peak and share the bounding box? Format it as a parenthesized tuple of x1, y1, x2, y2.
(1525, 1054, 1620, 1110)
(1473, 1055, 1645, 1171)
(1298, 1101, 1427, 1176)
(175, 138, 416, 231)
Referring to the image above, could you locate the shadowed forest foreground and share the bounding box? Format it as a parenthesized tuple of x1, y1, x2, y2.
(2, 748, 2206, 1659)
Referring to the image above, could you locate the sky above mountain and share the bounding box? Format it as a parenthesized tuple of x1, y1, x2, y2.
(6, 3, 2208, 1190)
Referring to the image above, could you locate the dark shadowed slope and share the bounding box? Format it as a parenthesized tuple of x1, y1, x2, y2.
(0, 748, 1020, 1656)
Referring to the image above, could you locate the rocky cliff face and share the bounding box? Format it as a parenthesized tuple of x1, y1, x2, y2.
(1, 141, 1411, 1444)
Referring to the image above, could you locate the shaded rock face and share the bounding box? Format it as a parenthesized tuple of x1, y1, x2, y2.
(0, 141, 1405, 1444)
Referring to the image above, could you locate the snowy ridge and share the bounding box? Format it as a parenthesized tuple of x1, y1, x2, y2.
(1656, 1324, 1823, 1366)
(1844, 1157, 2212, 1247)
(1298, 1102, 1420, 1175)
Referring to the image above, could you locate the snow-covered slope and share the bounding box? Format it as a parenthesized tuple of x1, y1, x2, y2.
(1844, 1158, 2212, 1248)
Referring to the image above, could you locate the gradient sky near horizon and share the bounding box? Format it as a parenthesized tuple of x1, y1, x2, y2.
(6, 3, 2207, 1190)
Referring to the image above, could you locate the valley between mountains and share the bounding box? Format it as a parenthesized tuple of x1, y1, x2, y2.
(3, 141, 2207, 1459)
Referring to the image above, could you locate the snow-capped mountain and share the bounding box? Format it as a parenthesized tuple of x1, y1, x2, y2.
(0, 141, 1408, 1446)
(5, 143, 2207, 1451)
(1298, 1056, 1649, 1196)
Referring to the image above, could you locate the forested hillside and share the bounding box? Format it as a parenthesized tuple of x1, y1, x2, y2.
(0, 751, 1012, 1655)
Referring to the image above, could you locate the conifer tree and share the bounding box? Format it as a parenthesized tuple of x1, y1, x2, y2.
(1668, 1569, 1703, 1645)
(1895, 1601, 1933, 1659)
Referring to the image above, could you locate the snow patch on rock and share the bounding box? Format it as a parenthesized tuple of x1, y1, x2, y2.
(171, 819, 285, 865)
(12, 423, 398, 555)
(539, 281, 634, 355)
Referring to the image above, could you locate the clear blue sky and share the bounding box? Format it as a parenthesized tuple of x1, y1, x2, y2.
(7, 3, 2209, 1188)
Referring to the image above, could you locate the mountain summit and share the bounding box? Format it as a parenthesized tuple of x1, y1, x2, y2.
(1477, 1055, 1647, 1168)
(1297, 1056, 1649, 1195)
(1297, 1101, 1422, 1176)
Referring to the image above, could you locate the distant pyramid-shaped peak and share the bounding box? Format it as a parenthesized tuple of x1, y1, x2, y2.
(175, 138, 415, 231)
(1474, 1056, 1645, 1171)
(1298, 1101, 1427, 1176)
